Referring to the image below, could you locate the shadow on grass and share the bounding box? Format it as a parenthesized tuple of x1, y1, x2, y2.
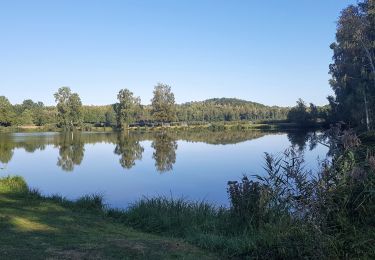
(0, 176, 216, 259)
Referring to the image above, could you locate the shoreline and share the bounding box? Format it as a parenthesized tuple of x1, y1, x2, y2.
(0, 121, 325, 133)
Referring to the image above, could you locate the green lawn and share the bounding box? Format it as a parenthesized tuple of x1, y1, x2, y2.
(0, 177, 217, 259)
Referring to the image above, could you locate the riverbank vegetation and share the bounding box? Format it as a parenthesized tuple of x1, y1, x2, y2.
(109, 125, 375, 259)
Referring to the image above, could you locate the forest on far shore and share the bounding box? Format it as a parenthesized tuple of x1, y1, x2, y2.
(0, 85, 328, 130)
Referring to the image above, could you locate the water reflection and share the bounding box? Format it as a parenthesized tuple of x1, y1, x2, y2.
(114, 132, 144, 169)
(56, 132, 85, 172)
(0, 130, 330, 208)
(287, 131, 320, 152)
(151, 132, 178, 173)
(0, 130, 325, 173)
(0, 136, 13, 165)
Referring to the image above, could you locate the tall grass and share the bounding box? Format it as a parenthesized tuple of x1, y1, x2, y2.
(75, 194, 105, 211)
(106, 196, 327, 258)
(105, 153, 329, 258)
(107, 126, 374, 259)
(0, 176, 105, 212)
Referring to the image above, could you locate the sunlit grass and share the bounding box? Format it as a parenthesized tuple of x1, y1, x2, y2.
(10, 216, 57, 232)
(0, 176, 215, 259)
(0, 175, 28, 193)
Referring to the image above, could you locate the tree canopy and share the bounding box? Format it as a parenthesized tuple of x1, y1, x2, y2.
(114, 89, 141, 129)
(0, 96, 14, 126)
(151, 83, 176, 123)
(329, 0, 375, 130)
(54, 87, 83, 129)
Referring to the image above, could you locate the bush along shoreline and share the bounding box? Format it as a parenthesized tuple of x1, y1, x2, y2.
(1, 125, 374, 259)
(109, 127, 374, 259)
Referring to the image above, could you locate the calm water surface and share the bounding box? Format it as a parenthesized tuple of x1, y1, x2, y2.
(0, 130, 328, 209)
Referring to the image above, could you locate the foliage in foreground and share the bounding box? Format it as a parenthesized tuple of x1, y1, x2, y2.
(108, 126, 375, 259)
(0, 176, 215, 259)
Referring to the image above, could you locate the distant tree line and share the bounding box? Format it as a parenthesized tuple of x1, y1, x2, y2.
(1, 83, 293, 129)
(0, 96, 56, 127)
(0, 82, 348, 130)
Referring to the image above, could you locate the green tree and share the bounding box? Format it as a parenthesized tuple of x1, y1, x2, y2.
(12, 99, 47, 126)
(309, 103, 319, 123)
(34, 104, 49, 126)
(151, 83, 176, 123)
(287, 99, 311, 126)
(0, 96, 14, 126)
(15, 109, 34, 126)
(175, 98, 289, 123)
(114, 89, 141, 129)
(21, 99, 44, 111)
(105, 109, 116, 127)
(54, 87, 83, 129)
(329, 0, 375, 130)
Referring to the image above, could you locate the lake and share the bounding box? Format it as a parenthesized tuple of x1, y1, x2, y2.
(0, 130, 328, 209)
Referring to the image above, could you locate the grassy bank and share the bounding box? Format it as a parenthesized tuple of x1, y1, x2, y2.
(0, 176, 323, 259)
(108, 197, 325, 259)
(0, 176, 216, 259)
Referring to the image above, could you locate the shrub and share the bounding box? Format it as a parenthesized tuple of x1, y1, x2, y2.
(0, 176, 28, 194)
(75, 194, 105, 211)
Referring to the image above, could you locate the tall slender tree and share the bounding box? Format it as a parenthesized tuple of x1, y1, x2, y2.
(329, 0, 375, 130)
(151, 83, 176, 123)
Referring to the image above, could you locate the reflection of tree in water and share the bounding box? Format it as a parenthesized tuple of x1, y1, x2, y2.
(0, 136, 13, 166)
(0, 135, 47, 166)
(175, 130, 266, 145)
(287, 131, 319, 152)
(0, 129, 329, 173)
(56, 132, 85, 172)
(114, 132, 144, 169)
(23, 142, 46, 153)
(152, 132, 178, 173)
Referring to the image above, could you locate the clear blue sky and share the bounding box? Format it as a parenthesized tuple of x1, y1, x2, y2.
(0, 0, 356, 106)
